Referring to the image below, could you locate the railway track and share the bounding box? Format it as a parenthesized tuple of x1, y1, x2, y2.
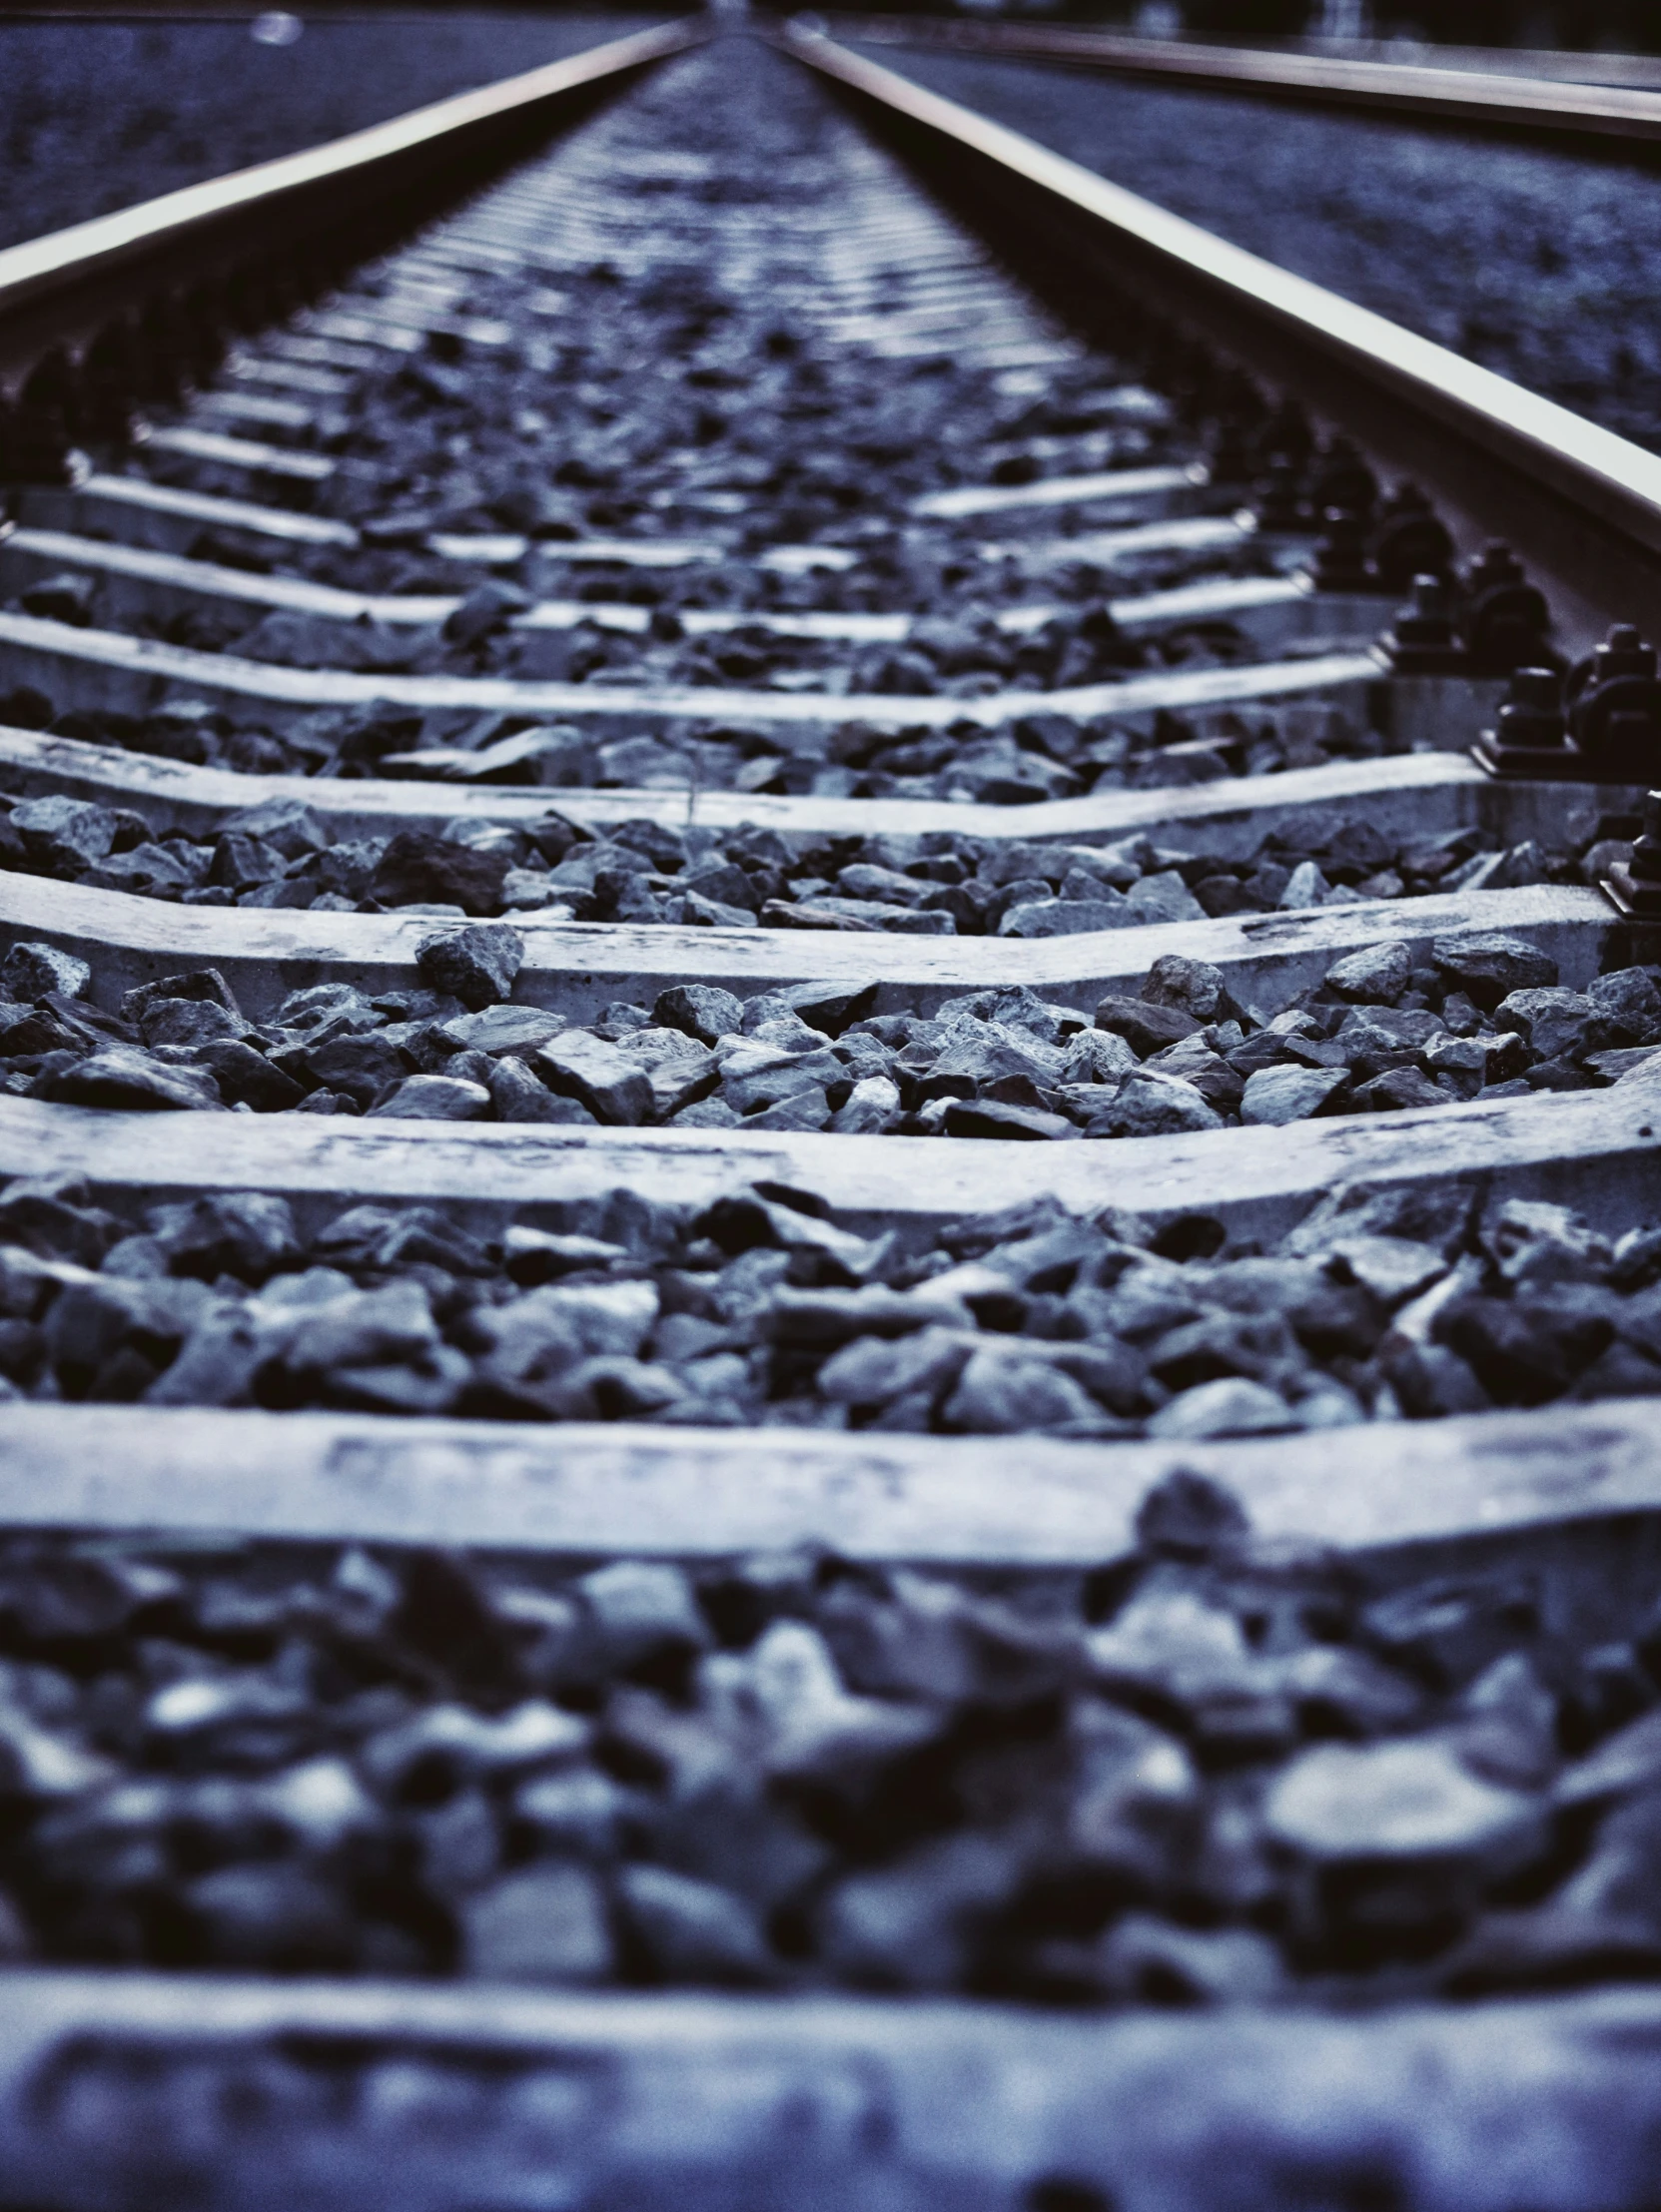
(827, 13, 1661, 149)
(6, 15, 1661, 2204)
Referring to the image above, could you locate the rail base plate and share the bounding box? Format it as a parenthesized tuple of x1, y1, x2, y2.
(1471, 738, 1644, 785)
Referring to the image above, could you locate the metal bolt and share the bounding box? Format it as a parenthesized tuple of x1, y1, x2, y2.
(1252, 397, 1313, 471)
(1630, 791, 1661, 884)
(1594, 624, 1658, 684)
(1308, 434, 1377, 521)
(1461, 540, 1526, 595)
(1395, 574, 1456, 641)
(1458, 542, 1554, 675)
(1310, 507, 1371, 592)
(1368, 480, 1453, 594)
(1492, 666, 1566, 750)
(1567, 624, 1661, 775)
(1385, 574, 1466, 675)
(1251, 457, 1305, 533)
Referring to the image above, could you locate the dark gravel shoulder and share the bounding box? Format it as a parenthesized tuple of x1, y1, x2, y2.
(857, 43, 1661, 453)
(0, 11, 670, 251)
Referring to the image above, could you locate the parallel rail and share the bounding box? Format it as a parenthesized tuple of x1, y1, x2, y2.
(0, 18, 705, 440)
(784, 24, 1661, 649)
(826, 13, 1661, 148)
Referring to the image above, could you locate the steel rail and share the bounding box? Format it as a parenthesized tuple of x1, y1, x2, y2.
(1281, 39, 1661, 92)
(823, 13, 1661, 148)
(782, 24, 1661, 656)
(0, 16, 705, 403)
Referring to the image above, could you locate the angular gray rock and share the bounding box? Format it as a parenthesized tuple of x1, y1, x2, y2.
(653, 984, 744, 1046)
(535, 1034, 653, 1124)
(461, 1863, 613, 1983)
(1, 941, 90, 1002)
(1123, 871, 1207, 925)
(999, 897, 1129, 937)
(943, 1348, 1103, 1431)
(1352, 1067, 1452, 1112)
(10, 797, 118, 871)
(1140, 955, 1230, 1022)
(366, 1075, 492, 1121)
(1147, 1377, 1296, 1438)
(578, 1559, 708, 1669)
(720, 1043, 842, 1116)
(943, 1099, 1077, 1141)
(1324, 941, 1411, 1005)
(1495, 988, 1598, 1065)
(817, 1834, 1021, 1991)
(1431, 932, 1557, 1008)
(617, 1030, 721, 1119)
(38, 1047, 224, 1111)
(137, 998, 247, 1049)
(1091, 1070, 1224, 1137)
(483, 1058, 590, 1124)
(1240, 1065, 1351, 1125)
(1094, 995, 1204, 1057)
(415, 924, 525, 1010)
(1265, 1739, 1542, 1867)
(616, 1863, 774, 1983)
(1060, 1029, 1138, 1084)
(439, 1005, 566, 1059)
(829, 1075, 901, 1132)
(817, 1325, 974, 1409)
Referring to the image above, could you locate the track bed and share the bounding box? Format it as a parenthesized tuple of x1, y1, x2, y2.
(5, 21, 1661, 2206)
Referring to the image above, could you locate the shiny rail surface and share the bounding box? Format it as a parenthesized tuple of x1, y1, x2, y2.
(785, 24, 1661, 649)
(828, 13, 1661, 146)
(0, 18, 706, 405)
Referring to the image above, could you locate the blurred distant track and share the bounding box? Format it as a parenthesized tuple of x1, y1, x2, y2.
(828, 12, 1661, 149)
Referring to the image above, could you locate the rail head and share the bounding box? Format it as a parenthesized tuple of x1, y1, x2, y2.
(822, 15, 1661, 142)
(780, 23, 1661, 652)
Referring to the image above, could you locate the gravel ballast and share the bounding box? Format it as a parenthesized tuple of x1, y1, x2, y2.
(9, 23, 1661, 2122)
(0, 1164, 1659, 1438)
(0, 670, 1376, 801)
(0, 1477, 1658, 2002)
(1, 925, 1653, 1137)
(0, 786, 1597, 927)
(1, 39, 1442, 806)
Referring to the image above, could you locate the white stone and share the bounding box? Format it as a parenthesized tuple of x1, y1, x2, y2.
(1265, 1739, 1541, 1864)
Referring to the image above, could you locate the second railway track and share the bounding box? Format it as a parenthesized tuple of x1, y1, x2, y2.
(824, 13, 1661, 150)
(5, 17, 1661, 2205)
